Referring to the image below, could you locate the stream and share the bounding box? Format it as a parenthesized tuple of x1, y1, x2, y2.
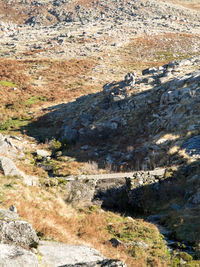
(146, 215, 195, 257)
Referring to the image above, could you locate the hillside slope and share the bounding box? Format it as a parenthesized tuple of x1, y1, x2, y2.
(1, 0, 200, 266)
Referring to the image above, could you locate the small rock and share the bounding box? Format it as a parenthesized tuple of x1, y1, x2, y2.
(36, 149, 51, 158)
(9, 205, 17, 213)
(109, 238, 122, 248)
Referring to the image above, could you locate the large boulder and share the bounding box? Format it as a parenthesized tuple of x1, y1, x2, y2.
(64, 180, 96, 205)
(0, 244, 39, 267)
(0, 220, 39, 249)
(38, 241, 127, 267)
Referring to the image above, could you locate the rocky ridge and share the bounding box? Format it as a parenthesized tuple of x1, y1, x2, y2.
(53, 55, 200, 170)
(0, 0, 200, 60)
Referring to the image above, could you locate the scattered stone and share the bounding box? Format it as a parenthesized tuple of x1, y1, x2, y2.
(124, 72, 136, 86)
(36, 149, 51, 158)
(124, 241, 149, 250)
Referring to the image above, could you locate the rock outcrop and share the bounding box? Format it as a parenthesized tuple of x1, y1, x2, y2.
(0, 208, 39, 249)
(38, 241, 106, 266)
(0, 220, 39, 249)
(53, 56, 200, 171)
(0, 244, 39, 267)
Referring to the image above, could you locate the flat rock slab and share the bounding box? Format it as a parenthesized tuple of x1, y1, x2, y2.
(38, 241, 105, 267)
(0, 244, 38, 267)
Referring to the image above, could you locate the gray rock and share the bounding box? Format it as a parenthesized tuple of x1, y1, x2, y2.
(160, 90, 181, 106)
(80, 145, 90, 151)
(187, 174, 199, 183)
(23, 175, 38, 186)
(0, 220, 39, 249)
(124, 241, 149, 250)
(64, 180, 95, 205)
(0, 156, 23, 177)
(38, 241, 105, 266)
(0, 134, 17, 155)
(142, 67, 157, 75)
(0, 244, 39, 267)
(0, 138, 8, 155)
(124, 72, 136, 86)
(0, 209, 19, 220)
(36, 149, 51, 158)
(112, 95, 126, 102)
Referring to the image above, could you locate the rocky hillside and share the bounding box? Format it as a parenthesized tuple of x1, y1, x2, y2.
(37, 55, 200, 171)
(1, 0, 200, 266)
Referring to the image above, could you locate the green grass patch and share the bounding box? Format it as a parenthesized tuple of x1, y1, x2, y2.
(0, 116, 32, 131)
(0, 80, 17, 87)
(25, 95, 46, 106)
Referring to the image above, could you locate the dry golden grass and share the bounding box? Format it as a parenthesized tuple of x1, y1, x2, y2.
(118, 33, 200, 73)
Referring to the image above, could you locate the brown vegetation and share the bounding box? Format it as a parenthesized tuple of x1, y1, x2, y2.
(119, 33, 200, 72)
(0, 57, 98, 131)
